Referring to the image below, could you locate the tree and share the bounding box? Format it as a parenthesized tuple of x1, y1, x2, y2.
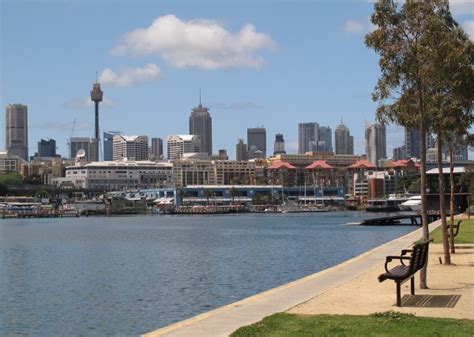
(35, 189, 49, 198)
(365, 0, 469, 288)
(0, 172, 23, 185)
(0, 183, 8, 196)
(229, 187, 240, 205)
(203, 189, 214, 206)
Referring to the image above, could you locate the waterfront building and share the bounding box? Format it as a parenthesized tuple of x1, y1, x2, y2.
(273, 133, 286, 155)
(150, 137, 164, 160)
(213, 160, 256, 185)
(236, 139, 248, 161)
(298, 122, 319, 154)
(247, 128, 266, 159)
(103, 131, 123, 161)
(267, 161, 297, 186)
(167, 135, 201, 160)
(70, 137, 96, 162)
(0, 151, 28, 174)
(318, 126, 333, 152)
(53, 160, 173, 190)
(29, 157, 74, 185)
(335, 122, 354, 155)
(347, 159, 377, 200)
(365, 122, 387, 166)
(34, 138, 57, 158)
(5, 104, 28, 161)
(189, 99, 212, 155)
(172, 160, 216, 186)
(112, 135, 148, 161)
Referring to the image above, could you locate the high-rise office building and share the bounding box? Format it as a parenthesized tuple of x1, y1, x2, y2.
(236, 139, 248, 161)
(365, 122, 386, 166)
(335, 122, 354, 155)
(5, 104, 28, 161)
(151, 137, 164, 160)
(112, 135, 149, 161)
(167, 135, 201, 160)
(103, 131, 123, 161)
(405, 128, 420, 159)
(318, 126, 333, 152)
(189, 98, 212, 155)
(393, 145, 406, 161)
(273, 133, 286, 155)
(36, 139, 56, 158)
(247, 127, 266, 159)
(298, 122, 319, 154)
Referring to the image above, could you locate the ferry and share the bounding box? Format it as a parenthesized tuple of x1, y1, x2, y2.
(400, 195, 422, 211)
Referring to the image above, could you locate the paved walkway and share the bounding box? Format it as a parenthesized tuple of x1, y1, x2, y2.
(143, 219, 444, 337)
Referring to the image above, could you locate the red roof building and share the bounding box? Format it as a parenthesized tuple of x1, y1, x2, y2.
(347, 160, 376, 169)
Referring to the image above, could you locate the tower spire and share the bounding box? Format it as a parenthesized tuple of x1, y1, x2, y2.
(199, 88, 202, 106)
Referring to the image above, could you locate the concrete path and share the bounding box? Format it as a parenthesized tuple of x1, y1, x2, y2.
(143, 220, 443, 337)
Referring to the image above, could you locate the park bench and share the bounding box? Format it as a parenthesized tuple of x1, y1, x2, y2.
(447, 220, 462, 240)
(378, 238, 433, 307)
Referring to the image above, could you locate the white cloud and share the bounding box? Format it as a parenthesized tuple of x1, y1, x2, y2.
(450, 0, 474, 16)
(343, 20, 365, 34)
(98, 64, 161, 87)
(209, 101, 264, 110)
(462, 20, 474, 40)
(64, 96, 117, 109)
(110, 14, 276, 70)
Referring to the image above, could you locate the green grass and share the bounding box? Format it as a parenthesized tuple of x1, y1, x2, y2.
(231, 312, 474, 337)
(430, 219, 474, 244)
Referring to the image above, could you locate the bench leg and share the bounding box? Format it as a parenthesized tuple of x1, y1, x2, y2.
(411, 277, 415, 295)
(396, 282, 401, 307)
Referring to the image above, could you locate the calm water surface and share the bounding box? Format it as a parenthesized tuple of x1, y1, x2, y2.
(0, 212, 416, 336)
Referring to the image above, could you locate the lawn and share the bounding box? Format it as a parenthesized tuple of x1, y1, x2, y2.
(231, 312, 474, 337)
(430, 218, 474, 244)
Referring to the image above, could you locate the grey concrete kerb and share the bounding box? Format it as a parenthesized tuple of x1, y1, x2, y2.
(143, 219, 443, 337)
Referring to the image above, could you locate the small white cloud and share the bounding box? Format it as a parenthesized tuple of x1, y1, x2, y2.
(64, 96, 117, 109)
(343, 20, 365, 34)
(98, 64, 161, 87)
(450, 0, 474, 16)
(110, 15, 276, 70)
(462, 20, 474, 40)
(209, 101, 264, 110)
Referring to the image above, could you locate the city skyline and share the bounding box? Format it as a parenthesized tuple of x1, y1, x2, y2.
(1, 1, 473, 159)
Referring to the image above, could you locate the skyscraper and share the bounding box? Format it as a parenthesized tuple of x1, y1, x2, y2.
(70, 137, 94, 161)
(273, 133, 286, 155)
(189, 96, 212, 155)
(236, 139, 248, 161)
(318, 126, 333, 152)
(247, 127, 266, 159)
(5, 104, 28, 161)
(36, 139, 56, 158)
(104, 131, 123, 161)
(405, 128, 420, 159)
(298, 122, 319, 154)
(151, 137, 164, 160)
(365, 122, 387, 166)
(335, 122, 354, 155)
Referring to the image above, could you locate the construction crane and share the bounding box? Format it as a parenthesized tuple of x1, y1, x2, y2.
(66, 118, 77, 158)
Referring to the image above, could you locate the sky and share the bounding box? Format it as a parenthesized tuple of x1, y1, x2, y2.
(1, 0, 473, 159)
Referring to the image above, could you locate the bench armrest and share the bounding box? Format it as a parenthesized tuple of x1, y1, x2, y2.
(384, 256, 410, 273)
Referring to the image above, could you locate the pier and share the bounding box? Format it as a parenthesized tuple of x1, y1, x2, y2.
(358, 213, 440, 226)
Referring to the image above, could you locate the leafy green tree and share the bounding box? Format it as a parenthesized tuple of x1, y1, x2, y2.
(229, 187, 240, 205)
(365, 0, 470, 287)
(0, 172, 23, 185)
(35, 189, 49, 198)
(203, 189, 214, 206)
(0, 183, 8, 196)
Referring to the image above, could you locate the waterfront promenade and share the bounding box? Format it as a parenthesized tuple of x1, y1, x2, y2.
(143, 217, 472, 337)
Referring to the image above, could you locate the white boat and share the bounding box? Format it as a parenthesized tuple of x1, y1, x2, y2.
(400, 196, 422, 211)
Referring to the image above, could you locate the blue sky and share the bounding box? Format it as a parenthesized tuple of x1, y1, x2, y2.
(1, 0, 473, 159)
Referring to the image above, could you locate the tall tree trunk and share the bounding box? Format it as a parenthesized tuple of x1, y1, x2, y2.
(437, 134, 451, 264)
(449, 144, 456, 253)
(419, 117, 429, 289)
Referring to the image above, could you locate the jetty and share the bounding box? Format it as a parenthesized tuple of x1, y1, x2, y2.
(357, 213, 440, 226)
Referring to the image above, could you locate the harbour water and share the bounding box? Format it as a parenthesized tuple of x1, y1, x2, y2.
(1, 212, 416, 336)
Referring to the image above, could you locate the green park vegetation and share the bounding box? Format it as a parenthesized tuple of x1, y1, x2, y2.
(231, 312, 474, 337)
(429, 219, 474, 244)
(0, 172, 23, 185)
